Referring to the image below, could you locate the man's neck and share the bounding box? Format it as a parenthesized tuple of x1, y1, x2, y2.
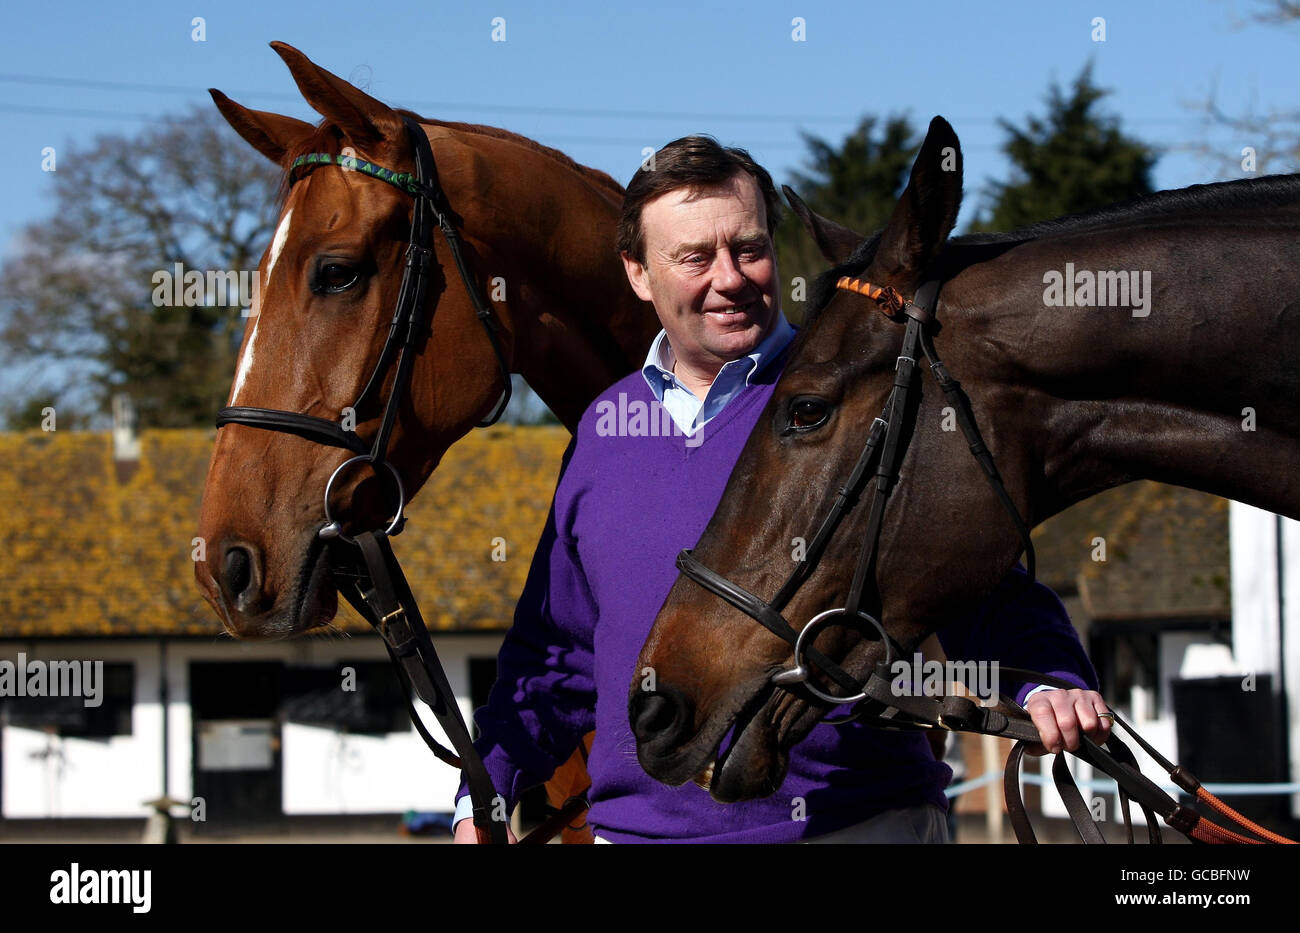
(671, 359, 723, 401)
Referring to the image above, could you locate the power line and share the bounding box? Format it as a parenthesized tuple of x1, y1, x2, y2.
(0, 71, 876, 124)
(0, 103, 165, 122)
(0, 102, 1017, 152)
(0, 70, 1209, 128)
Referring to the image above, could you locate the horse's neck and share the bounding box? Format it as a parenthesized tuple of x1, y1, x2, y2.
(445, 131, 657, 431)
(953, 217, 1300, 523)
(511, 211, 657, 430)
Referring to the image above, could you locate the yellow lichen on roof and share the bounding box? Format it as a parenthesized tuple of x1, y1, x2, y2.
(334, 426, 571, 633)
(0, 426, 570, 637)
(1031, 481, 1231, 620)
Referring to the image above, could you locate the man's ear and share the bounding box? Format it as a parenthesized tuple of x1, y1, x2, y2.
(782, 185, 864, 264)
(621, 251, 654, 304)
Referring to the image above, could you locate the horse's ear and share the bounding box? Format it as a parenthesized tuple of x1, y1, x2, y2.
(209, 89, 315, 166)
(869, 117, 963, 291)
(782, 185, 864, 264)
(270, 41, 404, 151)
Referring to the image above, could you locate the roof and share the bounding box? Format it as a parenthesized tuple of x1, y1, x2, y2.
(0, 426, 569, 638)
(1030, 481, 1231, 621)
(0, 429, 1231, 638)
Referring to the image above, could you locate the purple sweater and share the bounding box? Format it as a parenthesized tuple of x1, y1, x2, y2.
(460, 361, 1095, 843)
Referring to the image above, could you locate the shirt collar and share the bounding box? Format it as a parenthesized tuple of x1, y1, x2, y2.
(641, 310, 796, 398)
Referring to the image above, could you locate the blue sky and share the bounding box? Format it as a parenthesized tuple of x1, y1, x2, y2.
(2, 0, 1297, 257)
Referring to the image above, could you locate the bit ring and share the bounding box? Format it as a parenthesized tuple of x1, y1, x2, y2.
(321, 456, 406, 545)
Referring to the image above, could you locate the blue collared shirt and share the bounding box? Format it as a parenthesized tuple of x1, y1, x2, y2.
(640, 311, 797, 435)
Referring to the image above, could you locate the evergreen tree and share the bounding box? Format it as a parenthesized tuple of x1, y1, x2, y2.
(973, 63, 1156, 232)
(775, 115, 918, 323)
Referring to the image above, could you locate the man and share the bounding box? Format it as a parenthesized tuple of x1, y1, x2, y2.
(454, 136, 1110, 843)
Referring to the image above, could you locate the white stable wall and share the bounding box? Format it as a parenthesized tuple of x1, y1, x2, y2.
(1229, 502, 1300, 818)
(1, 634, 503, 820)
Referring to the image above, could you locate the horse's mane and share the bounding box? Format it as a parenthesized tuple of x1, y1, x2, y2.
(412, 113, 625, 199)
(805, 172, 1300, 326)
(276, 112, 624, 208)
(956, 172, 1300, 245)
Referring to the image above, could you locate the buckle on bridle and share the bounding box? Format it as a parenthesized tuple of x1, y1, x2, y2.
(405, 243, 432, 272)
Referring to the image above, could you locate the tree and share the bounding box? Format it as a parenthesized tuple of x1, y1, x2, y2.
(775, 116, 918, 322)
(1190, 0, 1300, 176)
(971, 63, 1156, 232)
(0, 107, 281, 430)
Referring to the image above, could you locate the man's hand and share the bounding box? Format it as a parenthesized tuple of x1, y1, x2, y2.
(452, 818, 518, 844)
(1024, 688, 1113, 757)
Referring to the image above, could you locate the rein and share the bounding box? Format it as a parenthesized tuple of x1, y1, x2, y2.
(678, 274, 1295, 845)
(213, 117, 573, 845)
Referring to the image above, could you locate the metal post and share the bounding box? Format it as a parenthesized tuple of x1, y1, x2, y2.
(983, 733, 1003, 843)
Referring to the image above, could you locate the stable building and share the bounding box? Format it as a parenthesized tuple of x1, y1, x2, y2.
(1, 414, 1293, 841)
(0, 420, 568, 837)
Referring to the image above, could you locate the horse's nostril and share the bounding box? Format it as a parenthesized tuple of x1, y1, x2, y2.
(634, 692, 681, 737)
(223, 546, 253, 598)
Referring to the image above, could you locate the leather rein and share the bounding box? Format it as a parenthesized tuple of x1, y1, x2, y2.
(677, 275, 1295, 845)
(213, 117, 571, 845)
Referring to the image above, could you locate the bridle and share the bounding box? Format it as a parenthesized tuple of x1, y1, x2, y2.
(675, 275, 1295, 845)
(212, 116, 540, 845)
(218, 115, 513, 506)
(678, 277, 1033, 709)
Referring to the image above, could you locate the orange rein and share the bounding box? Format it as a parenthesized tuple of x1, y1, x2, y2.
(1193, 786, 1297, 844)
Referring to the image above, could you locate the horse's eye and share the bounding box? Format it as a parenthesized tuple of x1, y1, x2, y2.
(316, 263, 361, 294)
(790, 397, 831, 430)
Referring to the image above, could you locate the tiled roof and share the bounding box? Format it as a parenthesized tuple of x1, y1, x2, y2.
(1030, 482, 1231, 620)
(0, 430, 1231, 638)
(0, 427, 569, 637)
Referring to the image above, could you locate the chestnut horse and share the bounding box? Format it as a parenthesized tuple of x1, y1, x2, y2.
(632, 116, 1300, 803)
(193, 42, 656, 837)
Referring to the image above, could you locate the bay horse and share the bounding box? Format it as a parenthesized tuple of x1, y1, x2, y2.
(193, 42, 656, 838)
(631, 116, 1300, 810)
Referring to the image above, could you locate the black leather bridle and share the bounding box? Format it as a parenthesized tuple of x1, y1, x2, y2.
(218, 115, 512, 481)
(213, 116, 521, 844)
(678, 277, 1036, 711)
(674, 275, 1295, 845)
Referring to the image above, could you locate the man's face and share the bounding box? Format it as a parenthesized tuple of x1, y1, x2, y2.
(622, 172, 780, 373)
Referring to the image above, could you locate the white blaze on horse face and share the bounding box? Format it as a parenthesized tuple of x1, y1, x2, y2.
(229, 317, 259, 405)
(264, 208, 294, 286)
(230, 208, 292, 405)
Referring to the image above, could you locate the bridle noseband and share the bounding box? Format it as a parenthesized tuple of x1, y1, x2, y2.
(212, 116, 524, 844)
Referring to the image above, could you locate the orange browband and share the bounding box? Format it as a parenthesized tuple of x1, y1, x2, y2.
(836, 276, 907, 316)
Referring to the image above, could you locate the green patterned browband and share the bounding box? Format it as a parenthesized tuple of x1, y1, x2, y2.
(289, 152, 426, 196)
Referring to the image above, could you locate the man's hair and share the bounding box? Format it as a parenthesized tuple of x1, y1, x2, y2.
(616, 135, 782, 264)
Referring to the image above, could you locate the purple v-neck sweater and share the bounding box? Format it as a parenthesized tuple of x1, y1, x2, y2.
(460, 362, 1095, 843)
